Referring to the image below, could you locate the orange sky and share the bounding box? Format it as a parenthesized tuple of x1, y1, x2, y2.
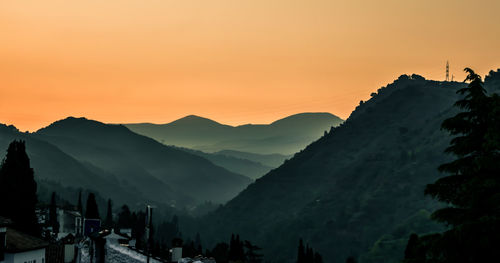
(1, 0, 500, 132)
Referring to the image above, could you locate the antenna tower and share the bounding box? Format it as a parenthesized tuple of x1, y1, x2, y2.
(445, 61, 450, 81)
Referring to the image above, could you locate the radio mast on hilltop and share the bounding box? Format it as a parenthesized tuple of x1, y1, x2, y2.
(446, 61, 450, 81)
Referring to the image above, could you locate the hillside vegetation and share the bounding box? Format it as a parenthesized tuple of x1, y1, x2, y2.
(197, 73, 500, 263)
(35, 118, 251, 207)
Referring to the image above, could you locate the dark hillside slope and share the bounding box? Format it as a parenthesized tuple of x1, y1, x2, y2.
(214, 150, 290, 168)
(175, 147, 273, 180)
(0, 124, 138, 205)
(200, 75, 477, 263)
(35, 118, 251, 207)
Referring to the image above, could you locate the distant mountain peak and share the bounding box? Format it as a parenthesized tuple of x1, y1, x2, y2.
(270, 112, 343, 126)
(36, 116, 127, 134)
(168, 115, 225, 127)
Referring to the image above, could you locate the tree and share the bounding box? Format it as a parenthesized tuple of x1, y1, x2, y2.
(404, 68, 500, 262)
(104, 199, 113, 229)
(77, 190, 83, 215)
(244, 240, 263, 263)
(117, 205, 132, 229)
(0, 140, 40, 236)
(229, 234, 236, 260)
(195, 232, 203, 255)
(228, 234, 245, 262)
(297, 239, 305, 263)
(305, 244, 313, 263)
(313, 252, 323, 263)
(85, 193, 100, 219)
(404, 233, 419, 260)
(211, 242, 229, 263)
(49, 192, 59, 233)
(131, 211, 146, 249)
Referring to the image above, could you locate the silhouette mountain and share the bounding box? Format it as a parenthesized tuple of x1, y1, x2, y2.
(0, 124, 139, 206)
(196, 73, 500, 263)
(125, 113, 343, 155)
(175, 147, 274, 180)
(33, 117, 251, 207)
(214, 150, 291, 168)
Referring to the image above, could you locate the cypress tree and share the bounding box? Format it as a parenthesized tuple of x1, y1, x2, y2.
(236, 234, 245, 261)
(77, 190, 83, 215)
(313, 252, 323, 263)
(49, 192, 59, 233)
(0, 140, 40, 236)
(306, 245, 313, 263)
(195, 232, 202, 255)
(297, 239, 305, 263)
(104, 199, 113, 229)
(117, 204, 132, 229)
(404, 233, 419, 260)
(229, 234, 236, 260)
(85, 193, 100, 219)
(244, 240, 263, 263)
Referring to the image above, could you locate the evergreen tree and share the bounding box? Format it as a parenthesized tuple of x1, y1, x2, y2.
(403, 68, 500, 262)
(132, 211, 146, 249)
(211, 242, 229, 263)
(404, 233, 419, 260)
(297, 239, 305, 263)
(236, 234, 245, 261)
(0, 140, 40, 236)
(244, 240, 263, 263)
(77, 190, 83, 215)
(117, 204, 132, 229)
(195, 232, 202, 255)
(49, 192, 59, 233)
(305, 244, 313, 263)
(85, 193, 100, 219)
(229, 234, 236, 260)
(104, 199, 113, 229)
(313, 252, 323, 263)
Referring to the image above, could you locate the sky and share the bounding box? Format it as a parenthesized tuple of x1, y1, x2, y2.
(1, 0, 500, 131)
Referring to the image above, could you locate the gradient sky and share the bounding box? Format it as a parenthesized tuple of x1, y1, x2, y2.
(1, 0, 500, 131)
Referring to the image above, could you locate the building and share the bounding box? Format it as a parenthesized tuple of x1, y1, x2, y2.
(0, 217, 49, 263)
(57, 209, 82, 239)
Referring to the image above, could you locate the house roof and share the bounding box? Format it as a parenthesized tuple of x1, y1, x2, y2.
(5, 228, 49, 253)
(0, 216, 13, 227)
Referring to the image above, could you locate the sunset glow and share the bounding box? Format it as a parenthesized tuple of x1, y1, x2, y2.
(1, 0, 500, 131)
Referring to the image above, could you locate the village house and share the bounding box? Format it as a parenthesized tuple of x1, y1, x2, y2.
(0, 217, 48, 263)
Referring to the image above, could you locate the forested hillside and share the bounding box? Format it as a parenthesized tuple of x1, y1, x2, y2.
(35, 118, 251, 207)
(197, 73, 500, 263)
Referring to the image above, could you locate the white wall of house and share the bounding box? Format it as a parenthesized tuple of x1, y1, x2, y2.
(4, 248, 45, 263)
(171, 247, 182, 263)
(64, 244, 74, 263)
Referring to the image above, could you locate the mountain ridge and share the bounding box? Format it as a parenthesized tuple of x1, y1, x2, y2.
(125, 112, 344, 155)
(195, 74, 489, 263)
(34, 117, 252, 207)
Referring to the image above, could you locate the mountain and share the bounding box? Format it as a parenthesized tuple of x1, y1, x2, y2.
(0, 124, 140, 206)
(125, 113, 343, 155)
(214, 150, 291, 168)
(34, 117, 252, 207)
(196, 73, 500, 263)
(175, 147, 274, 180)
